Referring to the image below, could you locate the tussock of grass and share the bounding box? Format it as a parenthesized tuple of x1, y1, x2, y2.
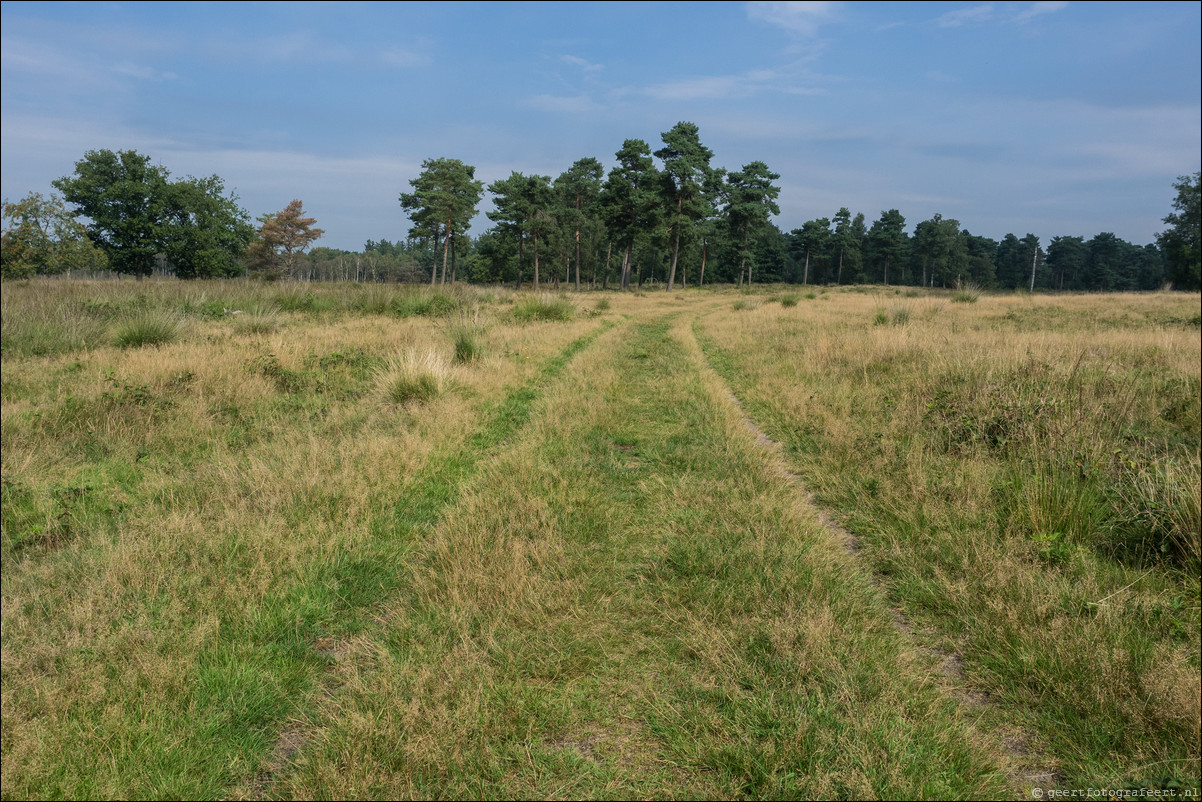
(395, 289, 460, 318)
(512, 293, 574, 322)
(112, 311, 185, 348)
(377, 350, 452, 405)
(231, 305, 281, 335)
(450, 323, 486, 364)
(951, 279, 981, 303)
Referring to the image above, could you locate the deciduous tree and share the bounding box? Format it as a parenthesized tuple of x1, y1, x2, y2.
(1, 192, 107, 279)
(53, 149, 251, 279)
(1157, 171, 1200, 291)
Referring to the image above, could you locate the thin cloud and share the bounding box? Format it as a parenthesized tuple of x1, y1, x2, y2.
(936, 5, 995, 28)
(560, 54, 603, 72)
(1014, 2, 1069, 24)
(746, 1, 839, 37)
(526, 94, 601, 113)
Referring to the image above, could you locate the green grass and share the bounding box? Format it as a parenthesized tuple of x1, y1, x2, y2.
(3, 279, 1198, 799)
(695, 290, 1202, 793)
(512, 293, 575, 322)
(112, 310, 185, 348)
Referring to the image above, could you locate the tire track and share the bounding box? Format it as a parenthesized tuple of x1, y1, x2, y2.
(687, 314, 1062, 797)
(232, 319, 617, 801)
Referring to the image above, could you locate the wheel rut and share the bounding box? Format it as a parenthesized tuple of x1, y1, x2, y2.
(686, 314, 1063, 797)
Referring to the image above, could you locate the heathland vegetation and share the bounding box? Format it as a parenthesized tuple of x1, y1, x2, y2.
(0, 279, 1198, 798)
(2, 123, 1199, 798)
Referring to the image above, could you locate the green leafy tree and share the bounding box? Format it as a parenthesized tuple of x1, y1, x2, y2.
(601, 139, 661, 290)
(1156, 171, 1200, 290)
(488, 172, 557, 289)
(725, 161, 781, 286)
(831, 207, 865, 284)
(790, 218, 830, 285)
(400, 158, 484, 285)
(53, 149, 172, 278)
(994, 233, 1027, 289)
(161, 176, 254, 279)
(864, 210, 908, 285)
(960, 231, 998, 287)
(655, 122, 715, 291)
(554, 158, 605, 292)
(1020, 233, 1044, 291)
(52, 149, 251, 279)
(2, 192, 107, 279)
(1046, 235, 1086, 290)
(247, 200, 324, 281)
(911, 214, 964, 287)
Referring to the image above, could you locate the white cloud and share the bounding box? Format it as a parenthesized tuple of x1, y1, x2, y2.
(936, 5, 995, 28)
(1013, 1, 1069, 24)
(560, 54, 603, 72)
(746, 1, 839, 37)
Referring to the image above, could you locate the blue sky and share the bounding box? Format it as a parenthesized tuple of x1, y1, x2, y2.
(2, 1, 1199, 251)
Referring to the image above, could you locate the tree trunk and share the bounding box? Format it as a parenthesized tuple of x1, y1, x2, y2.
(533, 235, 540, 290)
(574, 229, 581, 292)
(1029, 247, 1038, 292)
(441, 221, 452, 285)
(620, 243, 632, 290)
(666, 198, 682, 291)
(602, 242, 612, 290)
(700, 239, 707, 287)
(837, 248, 844, 284)
(883, 255, 889, 286)
(738, 256, 746, 287)
(803, 248, 810, 285)
(515, 234, 524, 290)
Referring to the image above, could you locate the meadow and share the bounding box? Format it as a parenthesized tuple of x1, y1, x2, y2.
(1, 279, 1198, 799)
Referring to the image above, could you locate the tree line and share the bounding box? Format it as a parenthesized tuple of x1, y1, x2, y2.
(3, 133, 1199, 292)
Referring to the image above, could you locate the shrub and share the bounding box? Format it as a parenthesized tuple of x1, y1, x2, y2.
(779, 293, 799, 308)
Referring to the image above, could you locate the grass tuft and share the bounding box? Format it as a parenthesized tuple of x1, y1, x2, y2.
(513, 293, 575, 322)
(951, 280, 981, 303)
(112, 311, 185, 348)
(450, 323, 487, 364)
(377, 350, 452, 405)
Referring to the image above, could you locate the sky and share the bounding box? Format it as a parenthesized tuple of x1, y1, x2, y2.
(2, 1, 1199, 252)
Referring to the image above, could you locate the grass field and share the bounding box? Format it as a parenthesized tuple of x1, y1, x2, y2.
(2, 279, 1199, 799)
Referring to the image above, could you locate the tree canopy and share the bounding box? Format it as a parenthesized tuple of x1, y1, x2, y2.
(1, 192, 108, 279)
(51, 149, 251, 279)
(400, 158, 484, 285)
